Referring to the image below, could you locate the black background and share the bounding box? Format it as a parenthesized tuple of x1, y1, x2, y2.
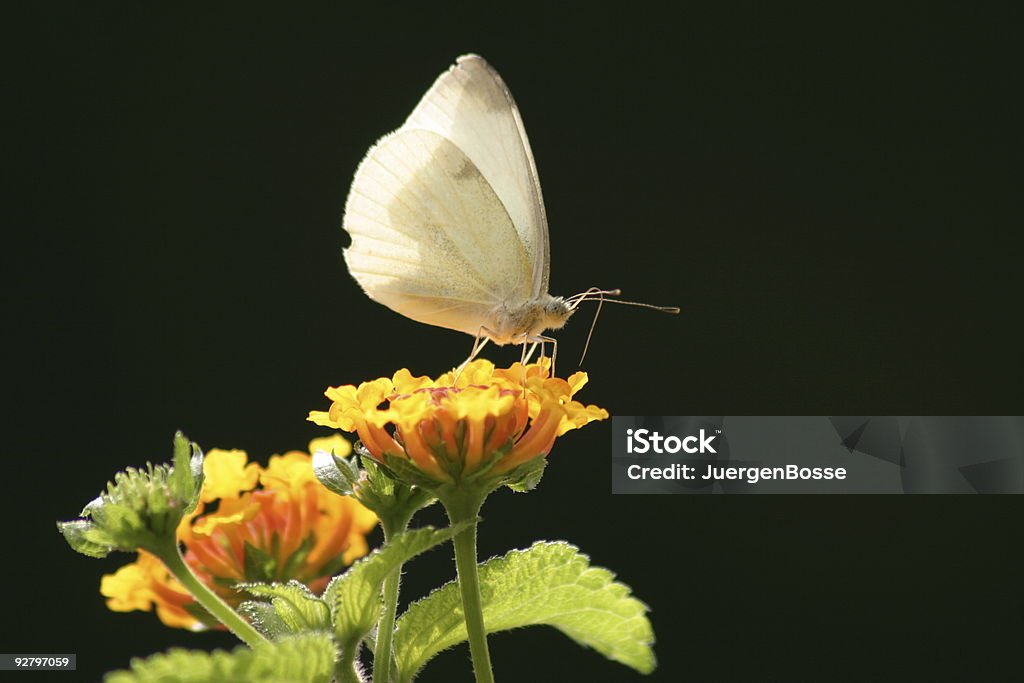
(6, 3, 1022, 681)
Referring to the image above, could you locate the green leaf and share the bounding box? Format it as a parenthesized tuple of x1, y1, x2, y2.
(393, 541, 656, 681)
(503, 456, 547, 493)
(103, 632, 336, 683)
(238, 580, 331, 638)
(168, 431, 204, 515)
(312, 449, 360, 497)
(324, 524, 468, 651)
(237, 602, 289, 639)
(56, 519, 114, 558)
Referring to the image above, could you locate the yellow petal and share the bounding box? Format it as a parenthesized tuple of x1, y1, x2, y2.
(100, 560, 155, 612)
(308, 433, 351, 459)
(261, 451, 317, 489)
(392, 368, 435, 393)
(201, 449, 261, 502)
(566, 371, 589, 396)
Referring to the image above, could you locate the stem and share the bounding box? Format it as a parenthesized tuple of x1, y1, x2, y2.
(443, 494, 494, 683)
(336, 643, 363, 683)
(153, 540, 267, 647)
(373, 511, 414, 683)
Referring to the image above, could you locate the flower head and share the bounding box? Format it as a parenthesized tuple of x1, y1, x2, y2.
(308, 360, 608, 489)
(100, 437, 377, 630)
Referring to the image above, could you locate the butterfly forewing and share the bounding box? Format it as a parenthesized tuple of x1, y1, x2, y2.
(401, 54, 551, 298)
(343, 128, 532, 337)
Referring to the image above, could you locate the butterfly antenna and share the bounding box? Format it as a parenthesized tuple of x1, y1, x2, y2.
(578, 289, 606, 366)
(605, 298, 680, 313)
(568, 288, 680, 314)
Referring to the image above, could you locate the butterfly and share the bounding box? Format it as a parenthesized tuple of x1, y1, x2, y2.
(341, 54, 677, 368)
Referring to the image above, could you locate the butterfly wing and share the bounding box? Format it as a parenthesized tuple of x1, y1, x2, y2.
(343, 127, 533, 337)
(401, 54, 551, 298)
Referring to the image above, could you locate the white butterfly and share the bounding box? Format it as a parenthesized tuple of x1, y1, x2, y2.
(342, 54, 675, 365)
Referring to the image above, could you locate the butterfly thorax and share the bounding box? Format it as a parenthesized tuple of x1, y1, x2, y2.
(485, 295, 574, 345)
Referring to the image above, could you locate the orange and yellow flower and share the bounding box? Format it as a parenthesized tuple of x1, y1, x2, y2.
(100, 436, 377, 630)
(308, 360, 608, 484)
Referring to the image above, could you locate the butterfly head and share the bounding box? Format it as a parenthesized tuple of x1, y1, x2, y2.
(538, 295, 575, 332)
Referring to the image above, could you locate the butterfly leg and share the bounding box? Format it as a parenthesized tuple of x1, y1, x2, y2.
(530, 335, 558, 376)
(517, 340, 542, 385)
(522, 340, 541, 365)
(454, 328, 493, 382)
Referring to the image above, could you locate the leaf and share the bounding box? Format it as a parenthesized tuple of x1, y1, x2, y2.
(503, 456, 547, 493)
(103, 632, 336, 683)
(56, 519, 115, 558)
(169, 431, 204, 515)
(324, 524, 468, 651)
(238, 580, 331, 638)
(393, 541, 656, 680)
(312, 449, 360, 497)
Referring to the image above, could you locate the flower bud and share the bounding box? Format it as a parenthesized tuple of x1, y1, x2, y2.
(58, 432, 203, 557)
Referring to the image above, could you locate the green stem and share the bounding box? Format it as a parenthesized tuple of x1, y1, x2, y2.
(373, 511, 414, 683)
(443, 494, 494, 683)
(336, 643, 363, 683)
(152, 540, 266, 648)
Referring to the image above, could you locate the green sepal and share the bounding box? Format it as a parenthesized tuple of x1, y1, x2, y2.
(381, 452, 448, 490)
(243, 542, 278, 583)
(279, 535, 316, 580)
(393, 541, 656, 681)
(238, 580, 331, 639)
(316, 441, 436, 532)
(380, 438, 548, 501)
(103, 631, 336, 683)
(324, 523, 470, 655)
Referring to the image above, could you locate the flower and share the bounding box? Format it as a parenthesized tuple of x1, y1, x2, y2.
(307, 360, 608, 486)
(100, 437, 377, 630)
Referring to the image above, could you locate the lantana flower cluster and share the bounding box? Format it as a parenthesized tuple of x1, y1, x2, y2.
(308, 359, 608, 486)
(101, 436, 376, 629)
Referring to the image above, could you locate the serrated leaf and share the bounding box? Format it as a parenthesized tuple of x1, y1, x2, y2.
(56, 519, 114, 558)
(103, 632, 336, 683)
(393, 541, 656, 680)
(239, 580, 331, 638)
(324, 524, 468, 651)
(237, 602, 289, 639)
(504, 456, 547, 492)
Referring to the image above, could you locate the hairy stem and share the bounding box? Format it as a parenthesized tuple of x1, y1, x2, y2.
(373, 510, 415, 683)
(336, 643, 363, 683)
(153, 540, 266, 647)
(444, 494, 493, 683)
